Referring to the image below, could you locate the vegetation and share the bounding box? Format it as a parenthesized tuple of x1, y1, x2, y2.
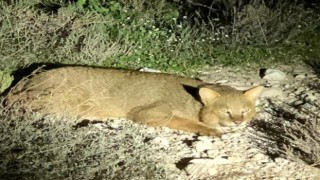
(251, 82, 320, 169)
(0, 0, 320, 179)
(1, 0, 319, 75)
(0, 108, 187, 179)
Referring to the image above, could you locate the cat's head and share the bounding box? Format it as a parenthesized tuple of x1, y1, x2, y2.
(199, 85, 264, 127)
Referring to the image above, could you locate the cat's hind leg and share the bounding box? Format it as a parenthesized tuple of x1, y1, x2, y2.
(127, 102, 222, 136)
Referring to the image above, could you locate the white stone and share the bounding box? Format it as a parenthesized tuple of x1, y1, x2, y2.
(213, 139, 224, 146)
(293, 100, 304, 106)
(228, 156, 245, 163)
(283, 84, 291, 89)
(152, 137, 170, 148)
(253, 153, 269, 162)
(294, 74, 307, 80)
(295, 87, 306, 94)
(260, 88, 286, 99)
(139, 67, 161, 73)
(306, 92, 320, 102)
(216, 79, 229, 84)
(185, 160, 218, 179)
(197, 136, 213, 141)
(211, 157, 231, 164)
(194, 139, 215, 152)
(190, 157, 230, 165)
(263, 69, 287, 81)
(208, 168, 218, 176)
(206, 149, 220, 156)
(246, 148, 260, 155)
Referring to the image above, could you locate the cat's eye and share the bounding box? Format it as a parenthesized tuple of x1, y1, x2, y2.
(242, 109, 251, 114)
(221, 110, 232, 116)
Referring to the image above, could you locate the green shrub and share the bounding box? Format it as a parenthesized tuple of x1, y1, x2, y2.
(0, 0, 319, 72)
(0, 70, 13, 94)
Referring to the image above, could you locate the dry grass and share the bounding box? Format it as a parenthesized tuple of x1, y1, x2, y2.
(0, 101, 188, 179)
(250, 79, 320, 168)
(0, 1, 129, 69)
(1, 0, 320, 72)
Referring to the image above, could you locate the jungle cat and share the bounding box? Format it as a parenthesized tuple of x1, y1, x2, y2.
(6, 66, 264, 136)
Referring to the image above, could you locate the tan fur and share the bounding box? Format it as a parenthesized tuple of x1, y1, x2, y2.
(6, 66, 264, 136)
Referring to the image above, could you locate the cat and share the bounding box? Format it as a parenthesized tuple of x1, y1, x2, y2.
(6, 66, 264, 136)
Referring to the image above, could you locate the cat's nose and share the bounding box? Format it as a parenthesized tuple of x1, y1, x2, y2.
(233, 119, 243, 125)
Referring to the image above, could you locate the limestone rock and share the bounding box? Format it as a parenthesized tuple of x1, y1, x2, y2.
(139, 67, 161, 73)
(185, 159, 218, 179)
(262, 69, 287, 81)
(260, 88, 286, 99)
(294, 74, 307, 80)
(216, 79, 229, 84)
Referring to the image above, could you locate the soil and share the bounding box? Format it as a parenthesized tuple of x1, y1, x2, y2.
(93, 63, 320, 179)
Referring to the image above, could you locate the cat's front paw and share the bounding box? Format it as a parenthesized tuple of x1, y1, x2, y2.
(199, 128, 223, 137)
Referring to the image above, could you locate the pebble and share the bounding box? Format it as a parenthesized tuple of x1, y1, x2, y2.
(139, 67, 161, 73)
(194, 139, 215, 152)
(306, 92, 320, 102)
(216, 79, 229, 84)
(283, 84, 291, 89)
(294, 74, 307, 80)
(152, 137, 170, 148)
(295, 87, 306, 94)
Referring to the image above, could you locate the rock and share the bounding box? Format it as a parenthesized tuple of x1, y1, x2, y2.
(294, 74, 307, 80)
(262, 69, 287, 81)
(216, 79, 229, 84)
(152, 137, 170, 149)
(194, 138, 215, 152)
(260, 88, 286, 99)
(295, 87, 306, 94)
(139, 67, 161, 73)
(185, 159, 219, 179)
(283, 84, 291, 89)
(228, 156, 245, 163)
(253, 153, 269, 163)
(305, 92, 320, 102)
(190, 157, 230, 166)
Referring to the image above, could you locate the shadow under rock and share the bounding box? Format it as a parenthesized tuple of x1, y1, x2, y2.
(304, 58, 320, 78)
(248, 99, 320, 168)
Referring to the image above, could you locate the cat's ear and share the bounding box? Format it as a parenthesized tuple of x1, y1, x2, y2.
(199, 87, 221, 105)
(243, 86, 264, 102)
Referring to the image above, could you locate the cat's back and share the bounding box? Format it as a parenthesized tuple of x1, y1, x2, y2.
(29, 66, 199, 87)
(6, 66, 203, 119)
